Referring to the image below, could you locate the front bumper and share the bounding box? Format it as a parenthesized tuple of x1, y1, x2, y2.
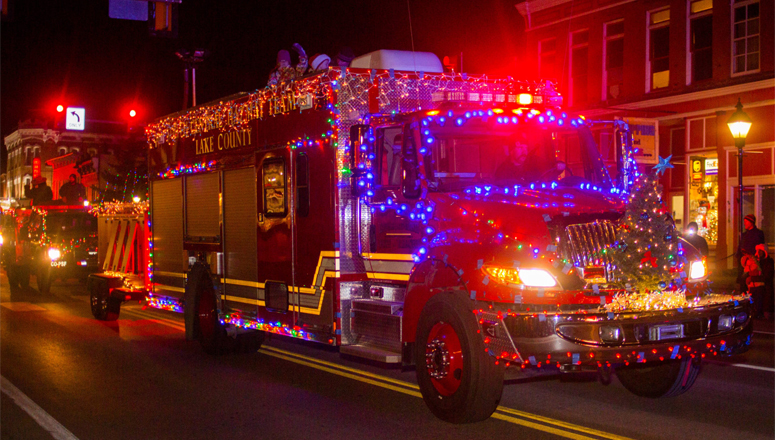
(477, 297, 753, 368)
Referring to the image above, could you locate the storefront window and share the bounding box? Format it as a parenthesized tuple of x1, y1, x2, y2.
(688, 156, 718, 245)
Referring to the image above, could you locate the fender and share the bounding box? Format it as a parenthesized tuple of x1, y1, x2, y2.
(402, 258, 467, 343)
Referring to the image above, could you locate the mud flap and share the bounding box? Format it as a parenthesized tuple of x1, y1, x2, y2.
(184, 263, 209, 341)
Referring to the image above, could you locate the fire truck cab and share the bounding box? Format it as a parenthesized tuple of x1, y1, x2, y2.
(2, 203, 98, 292)
(112, 50, 752, 423)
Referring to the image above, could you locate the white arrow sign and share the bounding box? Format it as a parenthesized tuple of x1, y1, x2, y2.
(66, 107, 85, 131)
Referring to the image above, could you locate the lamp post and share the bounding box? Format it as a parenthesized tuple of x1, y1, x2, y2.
(726, 98, 752, 242)
(175, 49, 208, 110)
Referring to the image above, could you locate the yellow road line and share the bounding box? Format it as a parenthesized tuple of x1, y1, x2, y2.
(260, 349, 423, 398)
(121, 308, 186, 331)
(261, 346, 418, 391)
(119, 309, 630, 439)
(496, 407, 635, 440)
(490, 412, 600, 440)
(260, 347, 629, 439)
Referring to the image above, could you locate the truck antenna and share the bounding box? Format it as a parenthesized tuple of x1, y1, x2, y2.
(406, 0, 417, 70)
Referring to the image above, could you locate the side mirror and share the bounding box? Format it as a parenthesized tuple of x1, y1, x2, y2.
(349, 124, 375, 198)
(401, 125, 421, 199)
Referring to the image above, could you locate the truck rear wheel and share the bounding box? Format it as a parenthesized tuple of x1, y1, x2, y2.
(7, 264, 30, 290)
(187, 266, 235, 355)
(414, 291, 504, 423)
(89, 276, 120, 321)
(616, 358, 701, 398)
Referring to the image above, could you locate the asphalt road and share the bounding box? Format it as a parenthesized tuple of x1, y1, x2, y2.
(2, 273, 773, 440)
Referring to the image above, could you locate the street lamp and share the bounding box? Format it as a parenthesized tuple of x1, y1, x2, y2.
(726, 98, 752, 241)
(175, 49, 208, 110)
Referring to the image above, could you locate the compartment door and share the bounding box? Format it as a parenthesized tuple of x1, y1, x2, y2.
(223, 167, 259, 317)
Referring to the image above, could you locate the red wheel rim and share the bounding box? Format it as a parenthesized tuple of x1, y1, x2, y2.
(198, 291, 216, 339)
(425, 321, 464, 396)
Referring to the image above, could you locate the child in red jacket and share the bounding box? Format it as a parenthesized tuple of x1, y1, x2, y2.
(742, 253, 766, 319)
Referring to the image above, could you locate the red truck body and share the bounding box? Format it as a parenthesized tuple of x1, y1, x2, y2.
(88, 51, 752, 423)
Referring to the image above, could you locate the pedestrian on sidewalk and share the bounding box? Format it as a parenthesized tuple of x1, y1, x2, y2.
(684, 222, 709, 257)
(736, 214, 765, 292)
(756, 244, 774, 320)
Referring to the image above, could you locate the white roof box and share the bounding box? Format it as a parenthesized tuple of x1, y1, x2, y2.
(349, 50, 443, 73)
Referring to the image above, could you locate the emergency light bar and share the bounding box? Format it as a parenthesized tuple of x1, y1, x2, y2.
(431, 90, 562, 108)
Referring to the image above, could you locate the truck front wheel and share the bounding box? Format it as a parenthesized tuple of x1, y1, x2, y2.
(414, 291, 504, 423)
(616, 358, 701, 398)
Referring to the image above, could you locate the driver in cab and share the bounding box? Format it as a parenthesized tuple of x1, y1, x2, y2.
(494, 137, 532, 186)
(494, 135, 565, 186)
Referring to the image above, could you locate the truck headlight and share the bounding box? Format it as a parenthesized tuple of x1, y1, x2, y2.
(48, 248, 62, 261)
(689, 259, 706, 280)
(483, 266, 557, 288)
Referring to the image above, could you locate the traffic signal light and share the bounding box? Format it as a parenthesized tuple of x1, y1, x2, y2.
(148, 1, 178, 38)
(129, 109, 137, 118)
(56, 104, 64, 113)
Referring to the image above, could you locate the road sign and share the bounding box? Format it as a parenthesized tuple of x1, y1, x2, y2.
(66, 107, 85, 131)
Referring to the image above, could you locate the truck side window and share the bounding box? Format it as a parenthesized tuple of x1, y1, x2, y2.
(377, 126, 402, 187)
(296, 153, 309, 217)
(263, 158, 287, 217)
(402, 124, 421, 199)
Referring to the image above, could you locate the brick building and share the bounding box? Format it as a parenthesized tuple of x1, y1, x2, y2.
(2, 119, 141, 205)
(516, 0, 774, 268)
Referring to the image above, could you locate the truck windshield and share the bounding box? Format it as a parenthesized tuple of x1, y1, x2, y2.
(422, 121, 613, 192)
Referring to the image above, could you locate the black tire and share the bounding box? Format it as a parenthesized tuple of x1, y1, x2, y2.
(89, 276, 120, 321)
(616, 358, 701, 398)
(187, 264, 235, 355)
(18, 265, 30, 289)
(37, 265, 52, 293)
(6, 265, 20, 290)
(414, 291, 505, 423)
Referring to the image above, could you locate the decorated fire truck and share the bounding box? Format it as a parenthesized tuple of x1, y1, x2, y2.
(89, 50, 752, 423)
(2, 203, 98, 292)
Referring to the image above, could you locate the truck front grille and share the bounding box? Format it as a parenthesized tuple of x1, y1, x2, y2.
(560, 221, 617, 282)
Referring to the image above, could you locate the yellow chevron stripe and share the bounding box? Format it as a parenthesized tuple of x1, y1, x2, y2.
(362, 253, 414, 261)
(153, 284, 186, 293)
(224, 278, 263, 288)
(154, 271, 187, 278)
(366, 272, 411, 281)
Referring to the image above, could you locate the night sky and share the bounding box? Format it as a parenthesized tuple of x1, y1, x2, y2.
(1, 0, 525, 171)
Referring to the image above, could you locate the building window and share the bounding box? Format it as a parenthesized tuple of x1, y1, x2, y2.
(58, 147, 67, 155)
(732, 0, 759, 74)
(71, 147, 80, 154)
(570, 30, 589, 106)
(689, 0, 713, 83)
(604, 20, 625, 100)
(648, 7, 670, 90)
(539, 38, 557, 80)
